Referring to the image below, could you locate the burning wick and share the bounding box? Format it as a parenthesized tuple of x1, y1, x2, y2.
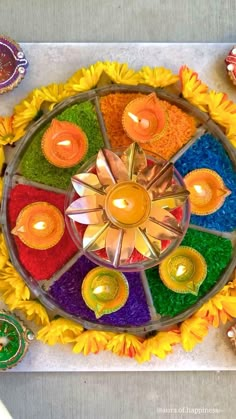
(176, 264, 186, 277)
(33, 221, 47, 230)
(113, 198, 132, 209)
(93, 285, 111, 295)
(128, 112, 150, 129)
(57, 140, 72, 147)
(0, 336, 9, 350)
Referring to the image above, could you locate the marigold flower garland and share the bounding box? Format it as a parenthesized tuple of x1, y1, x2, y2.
(0, 61, 236, 363)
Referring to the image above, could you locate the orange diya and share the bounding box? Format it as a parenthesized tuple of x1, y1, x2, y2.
(122, 92, 168, 143)
(41, 119, 88, 168)
(11, 202, 65, 250)
(184, 169, 231, 215)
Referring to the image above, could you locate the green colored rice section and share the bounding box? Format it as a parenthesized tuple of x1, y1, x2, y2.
(21, 101, 104, 190)
(146, 228, 233, 317)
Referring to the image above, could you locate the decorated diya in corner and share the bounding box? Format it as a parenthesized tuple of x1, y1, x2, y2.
(0, 310, 34, 370)
(225, 46, 236, 86)
(184, 169, 231, 215)
(122, 93, 168, 143)
(66, 142, 190, 270)
(11, 201, 65, 250)
(0, 35, 28, 94)
(159, 246, 207, 295)
(41, 119, 88, 168)
(82, 267, 129, 318)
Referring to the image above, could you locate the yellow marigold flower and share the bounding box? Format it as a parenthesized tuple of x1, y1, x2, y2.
(37, 318, 84, 345)
(13, 91, 44, 130)
(196, 293, 236, 328)
(180, 316, 209, 351)
(65, 62, 104, 93)
(73, 330, 115, 355)
(141, 330, 181, 362)
(0, 262, 30, 308)
(106, 333, 144, 358)
(38, 83, 71, 110)
(205, 91, 236, 127)
(179, 65, 208, 111)
(0, 233, 9, 270)
(14, 300, 49, 326)
(0, 116, 15, 145)
(104, 62, 140, 85)
(139, 66, 179, 88)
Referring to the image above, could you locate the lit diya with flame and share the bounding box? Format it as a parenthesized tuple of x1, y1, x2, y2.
(11, 202, 65, 250)
(82, 267, 129, 318)
(66, 142, 190, 269)
(184, 169, 231, 215)
(122, 93, 168, 143)
(159, 246, 207, 295)
(41, 120, 88, 168)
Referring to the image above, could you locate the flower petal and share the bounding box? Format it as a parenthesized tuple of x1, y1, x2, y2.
(137, 162, 173, 199)
(137, 160, 164, 188)
(83, 223, 110, 251)
(152, 185, 189, 210)
(106, 227, 135, 267)
(96, 148, 129, 186)
(72, 173, 104, 196)
(121, 142, 147, 180)
(146, 207, 183, 240)
(135, 228, 161, 259)
(66, 195, 106, 224)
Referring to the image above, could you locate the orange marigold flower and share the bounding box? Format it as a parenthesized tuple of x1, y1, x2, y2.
(179, 66, 208, 111)
(73, 330, 115, 355)
(106, 333, 144, 359)
(180, 316, 209, 351)
(196, 293, 236, 328)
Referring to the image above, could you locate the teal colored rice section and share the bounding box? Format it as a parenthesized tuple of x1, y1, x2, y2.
(146, 228, 233, 317)
(21, 102, 104, 190)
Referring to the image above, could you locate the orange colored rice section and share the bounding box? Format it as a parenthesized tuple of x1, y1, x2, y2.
(100, 93, 196, 160)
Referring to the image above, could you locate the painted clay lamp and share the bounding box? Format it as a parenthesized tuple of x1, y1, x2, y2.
(122, 93, 168, 143)
(11, 201, 65, 250)
(82, 267, 129, 318)
(66, 142, 189, 268)
(159, 246, 207, 295)
(41, 119, 88, 168)
(0, 35, 28, 94)
(184, 169, 231, 215)
(0, 310, 34, 370)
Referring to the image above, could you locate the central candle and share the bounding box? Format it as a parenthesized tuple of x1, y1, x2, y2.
(105, 181, 151, 228)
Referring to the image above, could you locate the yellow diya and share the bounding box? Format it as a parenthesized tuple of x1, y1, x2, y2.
(184, 169, 231, 215)
(11, 202, 65, 250)
(41, 119, 88, 168)
(122, 93, 168, 143)
(81, 267, 129, 318)
(159, 246, 207, 295)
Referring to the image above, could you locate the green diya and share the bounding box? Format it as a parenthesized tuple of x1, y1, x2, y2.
(0, 310, 34, 370)
(159, 246, 207, 295)
(81, 267, 129, 318)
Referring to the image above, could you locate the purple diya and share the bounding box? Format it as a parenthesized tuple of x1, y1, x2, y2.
(0, 35, 28, 94)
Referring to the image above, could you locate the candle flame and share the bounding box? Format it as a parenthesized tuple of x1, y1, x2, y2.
(128, 112, 139, 123)
(127, 112, 150, 128)
(193, 184, 203, 194)
(113, 198, 129, 209)
(93, 285, 110, 295)
(57, 140, 71, 146)
(0, 336, 9, 347)
(176, 264, 186, 277)
(33, 221, 46, 230)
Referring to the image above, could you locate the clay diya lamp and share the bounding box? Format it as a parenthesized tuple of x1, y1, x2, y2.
(0, 310, 34, 371)
(225, 46, 236, 86)
(11, 201, 65, 250)
(0, 35, 28, 94)
(41, 119, 88, 168)
(184, 169, 231, 215)
(122, 92, 168, 143)
(159, 246, 207, 295)
(82, 267, 129, 318)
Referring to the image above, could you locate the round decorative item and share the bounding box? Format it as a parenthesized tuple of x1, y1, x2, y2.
(81, 267, 129, 318)
(159, 246, 207, 295)
(0, 35, 28, 94)
(41, 119, 88, 168)
(11, 202, 65, 250)
(0, 310, 34, 370)
(225, 46, 236, 85)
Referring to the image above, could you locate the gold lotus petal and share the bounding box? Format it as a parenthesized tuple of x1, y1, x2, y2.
(152, 186, 189, 210)
(66, 195, 106, 224)
(72, 173, 104, 196)
(135, 228, 161, 259)
(136, 161, 165, 188)
(106, 227, 135, 267)
(121, 142, 147, 180)
(147, 207, 183, 240)
(83, 223, 110, 251)
(146, 162, 174, 199)
(96, 148, 129, 186)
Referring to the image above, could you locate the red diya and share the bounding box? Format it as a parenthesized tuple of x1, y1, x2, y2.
(11, 201, 65, 250)
(0, 35, 28, 94)
(122, 93, 168, 143)
(41, 119, 88, 168)
(225, 46, 236, 85)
